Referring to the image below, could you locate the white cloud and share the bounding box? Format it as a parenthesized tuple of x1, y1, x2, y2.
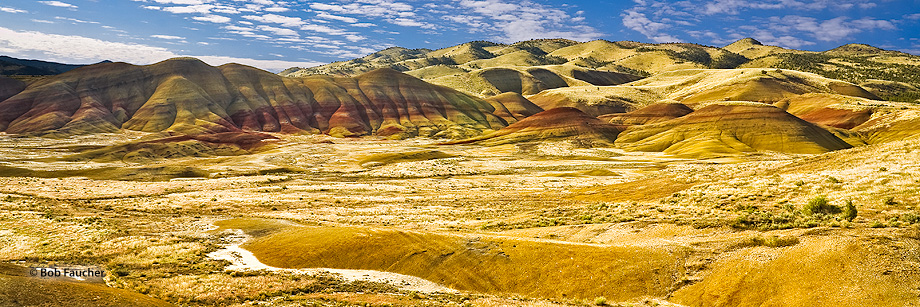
(54, 17, 100, 24)
(0, 6, 27, 13)
(257, 25, 299, 36)
(31, 19, 55, 24)
(0, 26, 322, 72)
(193, 15, 232, 23)
(163, 4, 215, 14)
(452, 0, 602, 43)
(152, 34, 186, 40)
(243, 13, 306, 27)
(316, 12, 359, 23)
(38, 1, 78, 9)
(622, 10, 679, 43)
(768, 15, 896, 42)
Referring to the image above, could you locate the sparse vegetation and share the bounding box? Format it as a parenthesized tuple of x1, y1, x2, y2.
(803, 195, 841, 215)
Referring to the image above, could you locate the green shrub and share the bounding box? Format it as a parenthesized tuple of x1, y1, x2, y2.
(803, 195, 841, 215)
(883, 196, 897, 206)
(827, 176, 840, 183)
(594, 296, 607, 306)
(842, 200, 857, 222)
(737, 235, 800, 248)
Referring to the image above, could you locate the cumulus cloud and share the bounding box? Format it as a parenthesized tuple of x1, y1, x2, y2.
(622, 10, 679, 43)
(624, 0, 902, 48)
(452, 0, 603, 43)
(767, 15, 896, 42)
(243, 13, 306, 27)
(0, 26, 322, 72)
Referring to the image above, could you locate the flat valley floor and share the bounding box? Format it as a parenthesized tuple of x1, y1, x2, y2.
(2, 133, 919, 307)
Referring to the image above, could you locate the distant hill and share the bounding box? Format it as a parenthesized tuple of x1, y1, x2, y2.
(0, 55, 94, 76)
(282, 39, 920, 103)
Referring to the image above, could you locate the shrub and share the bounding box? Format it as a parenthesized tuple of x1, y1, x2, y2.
(594, 297, 607, 306)
(827, 176, 840, 183)
(842, 200, 857, 222)
(883, 196, 897, 206)
(803, 195, 841, 215)
(738, 235, 800, 248)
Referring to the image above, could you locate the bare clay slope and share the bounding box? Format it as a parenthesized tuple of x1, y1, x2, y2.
(0, 58, 533, 138)
(444, 107, 625, 147)
(615, 102, 853, 158)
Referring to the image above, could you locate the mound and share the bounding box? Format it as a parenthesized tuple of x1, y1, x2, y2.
(0, 59, 517, 138)
(529, 68, 878, 116)
(615, 102, 853, 158)
(444, 107, 624, 147)
(483, 92, 544, 124)
(773, 94, 874, 129)
(220, 220, 683, 301)
(65, 132, 278, 163)
(0, 264, 175, 307)
(0, 76, 26, 102)
(599, 102, 693, 125)
(672, 236, 919, 307)
(723, 38, 802, 59)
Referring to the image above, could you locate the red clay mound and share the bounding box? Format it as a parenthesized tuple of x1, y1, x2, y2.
(444, 107, 625, 147)
(773, 94, 873, 129)
(483, 92, 544, 124)
(599, 103, 693, 125)
(615, 102, 853, 158)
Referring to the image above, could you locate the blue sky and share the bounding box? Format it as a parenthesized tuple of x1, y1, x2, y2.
(0, 0, 918, 72)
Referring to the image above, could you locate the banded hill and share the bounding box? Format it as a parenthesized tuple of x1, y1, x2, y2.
(0, 58, 541, 138)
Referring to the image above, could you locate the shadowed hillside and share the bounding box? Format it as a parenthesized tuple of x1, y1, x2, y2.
(0, 58, 539, 138)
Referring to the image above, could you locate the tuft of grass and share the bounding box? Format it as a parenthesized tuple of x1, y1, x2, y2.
(594, 296, 608, 306)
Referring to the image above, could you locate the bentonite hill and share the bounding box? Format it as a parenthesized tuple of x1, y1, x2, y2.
(2, 36, 920, 307)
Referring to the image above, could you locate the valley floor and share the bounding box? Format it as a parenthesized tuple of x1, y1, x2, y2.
(1, 133, 919, 306)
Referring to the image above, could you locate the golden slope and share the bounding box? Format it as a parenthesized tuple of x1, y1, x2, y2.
(528, 68, 877, 116)
(614, 102, 852, 158)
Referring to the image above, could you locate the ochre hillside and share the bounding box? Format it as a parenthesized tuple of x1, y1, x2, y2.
(0, 58, 537, 138)
(615, 102, 853, 158)
(282, 38, 920, 103)
(528, 68, 875, 116)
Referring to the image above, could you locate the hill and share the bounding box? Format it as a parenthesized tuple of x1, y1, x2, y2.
(0, 58, 535, 138)
(599, 102, 693, 125)
(0, 55, 89, 76)
(527, 68, 876, 116)
(281, 39, 920, 103)
(614, 102, 853, 158)
(444, 107, 624, 147)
